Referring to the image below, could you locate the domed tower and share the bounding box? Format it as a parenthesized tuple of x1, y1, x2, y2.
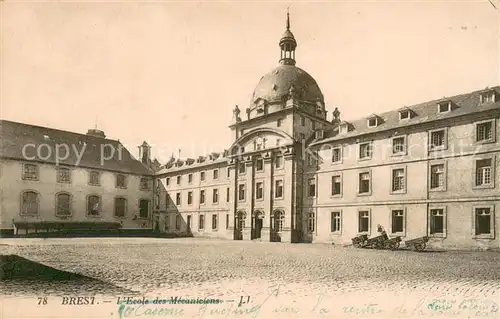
(279, 11, 297, 66)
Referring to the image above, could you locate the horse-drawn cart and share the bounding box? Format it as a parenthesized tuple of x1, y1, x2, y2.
(404, 236, 429, 252)
(351, 231, 402, 250)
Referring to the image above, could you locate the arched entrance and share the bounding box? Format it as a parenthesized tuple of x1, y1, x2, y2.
(271, 210, 285, 242)
(252, 210, 264, 239)
(234, 211, 246, 240)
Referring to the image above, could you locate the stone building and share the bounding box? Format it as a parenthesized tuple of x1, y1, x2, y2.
(0, 120, 156, 235)
(155, 14, 500, 249)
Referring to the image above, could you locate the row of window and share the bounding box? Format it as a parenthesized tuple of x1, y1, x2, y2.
(19, 190, 150, 218)
(305, 157, 497, 198)
(172, 179, 285, 206)
(22, 164, 151, 190)
(322, 206, 495, 239)
(166, 213, 231, 231)
(329, 119, 496, 164)
(166, 156, 285, 188)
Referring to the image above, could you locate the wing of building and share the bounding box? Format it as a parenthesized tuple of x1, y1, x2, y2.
(0, 120, 156, 235)
(154, 13, 500, 250)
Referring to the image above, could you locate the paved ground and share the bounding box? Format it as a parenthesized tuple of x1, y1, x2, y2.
(1, 238, 499, 318)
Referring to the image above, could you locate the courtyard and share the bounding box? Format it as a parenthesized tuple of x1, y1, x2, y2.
(1, 237, 499, 318)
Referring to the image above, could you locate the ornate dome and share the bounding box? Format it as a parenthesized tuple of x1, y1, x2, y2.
(251, 64, 324, 104)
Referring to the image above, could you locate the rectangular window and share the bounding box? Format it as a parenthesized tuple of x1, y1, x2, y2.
(308, 212, 315, 232)
(212, 214, 218, 230)
(239, 162, 246, 174)
(331, 211, 341, 233)
(429, 208, 445, 236)
(57, 167, 71, 183)
(475, 158, 493, 187)
(359, 142, 372, 160)
(300, 116, 305, 126)
(476, 121, 494, 142)
(199, 215, 205, 230)
(226, 187, 230, 202)
(358, 172, 371, 194)
(438, 101, 451, 113)
(331, 175, 341, 196)
(358, 210, 369, 233)
(176, 176, 181, 185)
(275, 155, 283, 168)
(430, 129, 446, 149)
(226, 167, 231, 178)
(175, 193, 181, 205)
(238, 184, 246, 201)
(276, 138, 281, 146)
(430, 164, 445, 190)
(212, 189, 219, 204)
(367, 117, 377, 127)
(21, 191, 39, 215)
(391, 210, 404, 233)
(480, 91, 495, 104)
(188, 174, 193, 184)
(256, 158, 264, 171)
(392, 168, 405, 192)
(200, 190, 205, 204)
(89, 171, 100, 186)
(399, 110, 411, 120)
(308, 178, 316, 197)
(56, 193, 71, 216)
(392, 137, 406, 155)
(256, 182, 264, 200)
(277, 118, 283, 127)
(474, 207, 494, 238)
(22, 164, 38, 180)
(226, 214, 230, 229)
(187, 191, 193, 205)
(275, 180, 284, 199)
(139, 199, 149, 218)
(140, 178, 149, 190)
(200, 171, 206, 181)
(116, 174, 126, 188)
(87, 195, 100, 216)
(332, 147, 341, 163)
(166, 177, 170, 186)
(213, 169, 219, 180)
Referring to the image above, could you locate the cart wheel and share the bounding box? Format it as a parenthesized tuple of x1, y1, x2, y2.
(353, 242, 361, 248)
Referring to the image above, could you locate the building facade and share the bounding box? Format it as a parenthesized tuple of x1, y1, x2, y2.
(155, 14, 500, 250)
(0, 120, 157, 235)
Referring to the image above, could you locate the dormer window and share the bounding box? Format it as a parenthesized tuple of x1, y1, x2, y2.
(480, 90, 496, 104)
(314, 130, 324, 139)
(339, 123, 349, 135)
(438, 101, 451, 113)
(367, 117, 378, 128)
(399, 109, 411, 120)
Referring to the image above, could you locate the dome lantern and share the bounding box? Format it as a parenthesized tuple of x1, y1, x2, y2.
(279, 10, 297, 66)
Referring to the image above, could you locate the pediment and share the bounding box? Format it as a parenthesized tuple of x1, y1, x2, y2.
(229, 128, 293, 155)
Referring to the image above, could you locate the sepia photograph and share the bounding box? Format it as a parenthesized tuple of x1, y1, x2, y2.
(1, 0, 499, 318)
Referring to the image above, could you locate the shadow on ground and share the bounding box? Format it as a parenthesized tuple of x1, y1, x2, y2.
(0, 254, 137, 297)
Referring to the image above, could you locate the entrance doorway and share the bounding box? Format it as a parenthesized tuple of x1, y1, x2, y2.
(271, 210, 284, 242)
(252, 211, 264, 239)
(234, 211, 245, 240)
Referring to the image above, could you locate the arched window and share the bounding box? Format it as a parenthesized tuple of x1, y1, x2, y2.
(21, 191, 39, 215)
(87, 195, 101, 216)
(56, 193, 71, 216)
(273, 210, 284, 232)
(114, 197, 127, 218)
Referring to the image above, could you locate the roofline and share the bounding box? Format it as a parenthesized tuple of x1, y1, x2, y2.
(228, 106, 333, 129)
(310, 106, 500, 147)
(0, 156, 154, 177)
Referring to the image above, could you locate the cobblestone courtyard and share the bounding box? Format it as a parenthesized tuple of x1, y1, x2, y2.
(1, 238, 500, 318)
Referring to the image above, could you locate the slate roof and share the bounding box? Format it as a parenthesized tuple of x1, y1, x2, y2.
(311, 86, 500, 146)
(0, 120, 152, 175)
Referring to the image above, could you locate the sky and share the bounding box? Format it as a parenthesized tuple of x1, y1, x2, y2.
(1, 0, 499, 163)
